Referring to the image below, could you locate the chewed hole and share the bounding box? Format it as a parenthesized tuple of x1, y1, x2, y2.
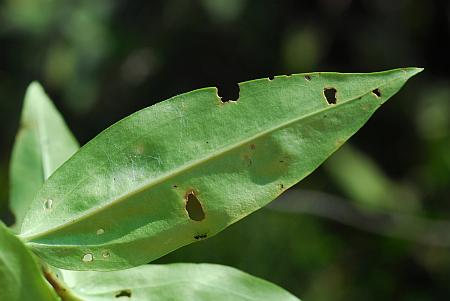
(102, 250, 110, 258)
(43, 199, 53, 210)
(304, 75, 312, 81)
(323, 87, 337, 104)
(82, 253, 93, 262)
(185, 191, 205, 221)
(115, 289, 132, 298)
(372, 88, 381, 97)
(218, 83, 239, 103)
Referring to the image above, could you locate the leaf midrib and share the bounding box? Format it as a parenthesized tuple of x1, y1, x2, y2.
(21, 79, 398, 241)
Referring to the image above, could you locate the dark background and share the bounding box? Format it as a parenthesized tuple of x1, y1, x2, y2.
(0, 1, 449, 300)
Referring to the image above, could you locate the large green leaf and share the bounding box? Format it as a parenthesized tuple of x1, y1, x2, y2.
(9, 82, 79, 229)
(9, 83, 298, 301)
(19, 68, 422, 270)
(60, 263, 299, 301)
(0, 221, 59, 301)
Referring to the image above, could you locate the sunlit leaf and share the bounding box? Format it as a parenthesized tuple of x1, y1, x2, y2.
(20, 68, 422, 270)
(9, 82, 79, 230)
(9, 84, 299, 300)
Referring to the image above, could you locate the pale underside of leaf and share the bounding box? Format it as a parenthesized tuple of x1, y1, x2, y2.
(20, 68, 422, 270)
(9, 83, 300, 300)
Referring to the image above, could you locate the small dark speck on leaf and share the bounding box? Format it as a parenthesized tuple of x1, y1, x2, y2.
(185, 191, 205, 221)
(279, 184, 284, 189)
(194, 234, 208, 240)
(172, 185, 178, 188)
(115, 290, 132, 298)
(250, 144, 256, 150)
(323, 87, 337, 104)
(372, 88, 381, 97)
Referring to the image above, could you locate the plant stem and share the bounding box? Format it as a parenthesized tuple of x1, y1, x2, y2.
(41, 263, 84, 301)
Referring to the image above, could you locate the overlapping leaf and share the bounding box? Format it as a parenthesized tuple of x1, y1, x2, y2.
(19, 68, 422, 270)
(9, 82, 79, 230)
(60, 264, 300, 301)
(0, 221, 59, 301)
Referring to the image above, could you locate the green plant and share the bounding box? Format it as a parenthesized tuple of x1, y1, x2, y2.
(1, 68, 422, 300)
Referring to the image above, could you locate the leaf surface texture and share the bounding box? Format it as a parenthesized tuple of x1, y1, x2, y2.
(20, 68, 422, 270)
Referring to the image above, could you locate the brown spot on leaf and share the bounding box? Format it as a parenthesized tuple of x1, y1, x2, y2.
(243, 154, 252, 167)
(335, 139, 345, 147)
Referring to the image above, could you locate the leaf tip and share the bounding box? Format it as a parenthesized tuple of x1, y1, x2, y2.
(402, 67, 424, 78)
(27, 81, 45, 94)
(24, 81, 50, 108)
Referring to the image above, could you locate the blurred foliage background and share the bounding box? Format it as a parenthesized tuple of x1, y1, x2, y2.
(0, 0, 449, 300)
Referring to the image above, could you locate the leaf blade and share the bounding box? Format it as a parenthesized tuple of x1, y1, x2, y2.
(7, 87, 300, 301)
(61, 263, 300, 301)
(0, 221, 59, 301)
(21, 68, 422, 270)
(9, 82, 79, 229)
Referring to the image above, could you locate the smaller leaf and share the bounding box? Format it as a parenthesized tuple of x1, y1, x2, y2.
(60, 263, 300, 301)
(9, 82, 79, 229)
(324, 144, 420, 212)
(0, 221, 58, 301)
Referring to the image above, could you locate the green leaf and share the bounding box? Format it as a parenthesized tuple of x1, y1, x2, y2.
(9, 82, 79, 229)
(323, 144, 421, 212)
(9, 81, 299, 301)
(0, 221, 59, 301)
(20, 68, 422, 270)
(60, 263, 300, 301)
